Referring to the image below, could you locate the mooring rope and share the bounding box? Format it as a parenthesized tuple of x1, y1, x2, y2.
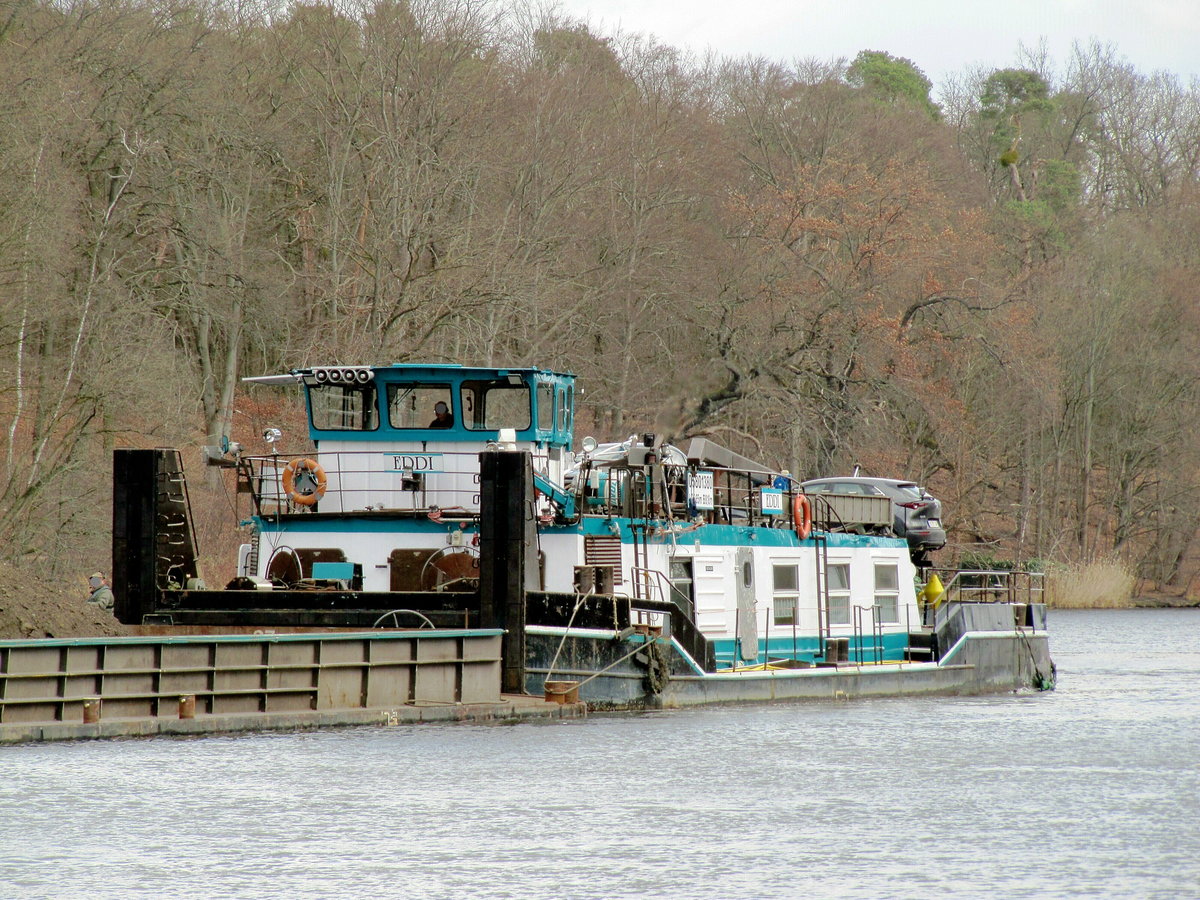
(543, 586, 595, 684)
(1015, 624, 1054, 690)
(544, 638, 661, 694)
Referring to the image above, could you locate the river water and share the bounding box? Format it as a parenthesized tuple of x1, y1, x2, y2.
(1, 608, 1197, 899)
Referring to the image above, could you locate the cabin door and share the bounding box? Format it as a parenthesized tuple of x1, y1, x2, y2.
(735, 547, 759, 664)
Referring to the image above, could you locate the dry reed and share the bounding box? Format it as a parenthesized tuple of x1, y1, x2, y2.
(1044, 558, 1135, 608)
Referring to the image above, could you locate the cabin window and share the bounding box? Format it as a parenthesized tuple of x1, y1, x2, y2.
(537, 382, 555, 431)
(386, 383, 454, 429)
(558, 386, 571, 433)
(309, 384, 378, 431)
(460, 379, 531, 430)
(827, 562, 851, 626)
(773, 564, 799, 626)
(874, 562, 900, 624)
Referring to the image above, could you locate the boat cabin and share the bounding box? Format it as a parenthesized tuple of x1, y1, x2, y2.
(242, 364, 575, 515)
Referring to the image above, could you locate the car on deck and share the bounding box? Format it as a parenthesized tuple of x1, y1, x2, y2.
(800, 476, 946, 560)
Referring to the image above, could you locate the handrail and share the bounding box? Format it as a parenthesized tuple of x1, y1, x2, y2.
(931, 568, 1046, 606)
(238, 447, 501, 516)
(851, 605, 884, 664)
(629, 566, 674, 605)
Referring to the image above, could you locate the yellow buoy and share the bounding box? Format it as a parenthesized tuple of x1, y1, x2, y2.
(922, 573, 946, 609)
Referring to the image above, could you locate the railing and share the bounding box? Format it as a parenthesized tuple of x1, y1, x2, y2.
(629, 566, 672, 604)
(576, 460, 796, 530)
(704, 596, 917, 670)
(629, 566, 692, 635)
(0, 631, 502, 725)
(851, 605, 885, 664)
(238, 448, 493, 516)
(932, 569, 1046, 606)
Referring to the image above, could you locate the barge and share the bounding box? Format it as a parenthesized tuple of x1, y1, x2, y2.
(109, 363, 1054, 710)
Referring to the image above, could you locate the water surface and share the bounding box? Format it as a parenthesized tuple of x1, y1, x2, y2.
(2, 608, 1197, 899)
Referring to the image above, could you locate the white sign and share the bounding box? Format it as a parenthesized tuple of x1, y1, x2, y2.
(760, 487, 783, 515)
(389, 453, 444, 473)
(688, 470, 714, 510)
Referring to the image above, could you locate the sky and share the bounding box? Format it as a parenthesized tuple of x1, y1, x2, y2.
(553, 0, 1199, 92)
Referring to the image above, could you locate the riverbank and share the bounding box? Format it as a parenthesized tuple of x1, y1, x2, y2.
(1132, 591, 1200, 608)
(0, 561, 134, 640)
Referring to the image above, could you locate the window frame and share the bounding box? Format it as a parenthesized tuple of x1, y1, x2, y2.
(459, 379, 532, 431)
(827, 561, 851, 626)
(873, 561, 900, 624)
(308, 383, 379, 432)
(772, 563, 799, 626)
(385, 382, 454, 430)
(537, 382, 555, 431)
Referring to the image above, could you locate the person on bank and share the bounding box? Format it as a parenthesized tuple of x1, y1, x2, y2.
(87, 572, 114, 611)
(429, 401, 454, 428)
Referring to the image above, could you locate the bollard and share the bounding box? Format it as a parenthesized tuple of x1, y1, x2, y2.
(573, 565, 597, 594)
(543, 680, 580, 704)
(595, 565, 615, 596)
(178, 695, 196, 719)
(82, 698, 101, 724)
(823, 638, 837, 664)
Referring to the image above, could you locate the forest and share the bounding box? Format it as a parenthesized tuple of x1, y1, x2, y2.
(1, 0, 1198, 595)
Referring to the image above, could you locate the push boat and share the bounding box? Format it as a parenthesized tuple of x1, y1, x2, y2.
(111, 364, 1055, 709)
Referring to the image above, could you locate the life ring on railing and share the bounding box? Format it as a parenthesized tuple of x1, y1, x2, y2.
(282, 458, 327, 506)
(792, 494, 813, 540)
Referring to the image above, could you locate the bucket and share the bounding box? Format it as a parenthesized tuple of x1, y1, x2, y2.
(82, 698, 101, 724)
(544, 681, 580, 704)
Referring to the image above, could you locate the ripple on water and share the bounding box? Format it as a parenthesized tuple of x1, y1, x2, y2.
(1, 608, 1198, 899)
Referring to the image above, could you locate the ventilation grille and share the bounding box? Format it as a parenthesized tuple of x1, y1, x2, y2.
(584, 535, 623, 585)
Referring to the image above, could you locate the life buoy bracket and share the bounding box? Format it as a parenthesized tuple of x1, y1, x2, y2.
(282, 457, 327, 506)
(793, 494, 813, 540)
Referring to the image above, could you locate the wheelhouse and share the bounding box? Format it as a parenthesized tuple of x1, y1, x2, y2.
(292, 364, 575, 450)
(239, 365, 575, 520)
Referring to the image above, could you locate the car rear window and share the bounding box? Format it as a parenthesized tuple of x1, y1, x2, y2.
(893, 483, 924, 500)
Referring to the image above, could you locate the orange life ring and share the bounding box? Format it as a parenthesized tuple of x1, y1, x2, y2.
(282, 458, 327, 506)
(793, 494, 813, 540)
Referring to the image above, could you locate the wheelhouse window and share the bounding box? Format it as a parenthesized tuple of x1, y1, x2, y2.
(460, 379, 531, 430)
(558, 386, 572, 433)
(309, 384, 378, 431)
(773, 564, 799, 626)
(387, 383, 454, 429)
(537, 382, 554, 431)
(828, 562, 851, 626)
(874, 562, 900, 624)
